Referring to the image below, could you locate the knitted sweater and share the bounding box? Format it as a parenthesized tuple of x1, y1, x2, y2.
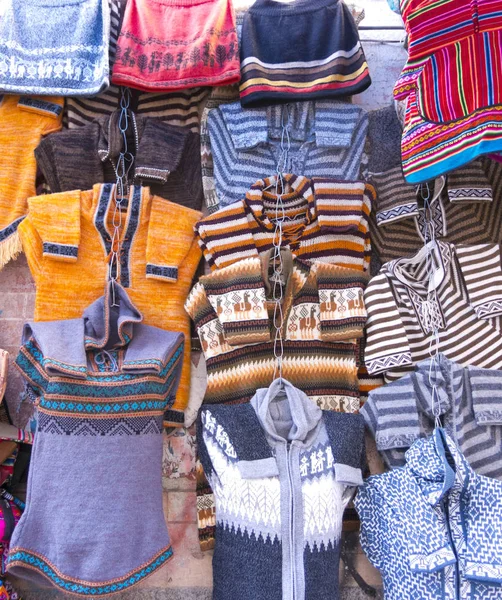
(0, 0, 109, 96)
(355, 430, 502, 600)
(18, 184, 201, 426)
(111, 0, 240, 91)
(36, 111, 203, 209)
(364, 241, 502, 381)
(208, 101, 368, 207)
(362, 354, 502, 479)
(239, 0, 371, 106)
(195, 174, 374, 273)
(0, 95, 63, 269)
(198, 379, 365, 600)
(8, 283, 183, 595)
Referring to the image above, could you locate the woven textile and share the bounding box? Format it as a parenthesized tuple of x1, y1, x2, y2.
(112, 0, 240, 91)
(364, 241, 502, 381)
(355, 430, 502, 600)
(0, 95, 63, 269)
(394, 0, 502, 182)
(8, 284, 183, 596)
(362, 354, 502, 479)
(195, 174, 374, 273)
(199, 380, 364, 600)
(0, 0, 109, 96)
(208, 100, 368, 207)
(18, 184, 201, 426)
(239, 0, 370, 106)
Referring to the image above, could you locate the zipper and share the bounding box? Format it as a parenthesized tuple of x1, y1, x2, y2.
(442, 499, 460, 600)
(286, 441, 296, 600)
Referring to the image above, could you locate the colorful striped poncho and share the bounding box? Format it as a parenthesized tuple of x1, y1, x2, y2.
(395, 0, 502, 183)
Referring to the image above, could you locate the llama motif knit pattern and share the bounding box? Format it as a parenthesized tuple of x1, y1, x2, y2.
(8, 284, 183, 596)
(0, 94, 63, 269)
(208, 101, 368, 207)
(0, 0, 110, 96)
(355, 429, 502, 600)
(195, 174, 374, 273)
(239, 0, 371, 106)
(18, 184, 201, 426)
(362, 354, 502, 479)
(394, 0, 502, 182)
(36, 111, 204, 209)
(112, 0, 240, 91)
(364, 241, 502, 382)
(198, 379, 365, 600)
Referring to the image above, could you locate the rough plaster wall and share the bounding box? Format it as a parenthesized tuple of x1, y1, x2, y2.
(1, 36, 407, 600)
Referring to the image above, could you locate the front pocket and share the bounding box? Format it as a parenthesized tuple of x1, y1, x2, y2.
(416, 30, 502, 124)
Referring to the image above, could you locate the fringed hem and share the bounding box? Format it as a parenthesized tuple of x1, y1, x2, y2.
(0, 231, 23, 270)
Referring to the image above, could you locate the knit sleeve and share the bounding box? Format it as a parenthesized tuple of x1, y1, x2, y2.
(315, 264, 368, 341)
(354, 484, 386, 571)
(24, 191, 81, 263)
(455, 244, 502, 320)
(34, 135, 61, 194)
(207, 105, 239, 208)
(145, 196, 202, 283)
(469, 366, 502, 425)
(364, 273, 412, 374)
(14, 325, 50, 396)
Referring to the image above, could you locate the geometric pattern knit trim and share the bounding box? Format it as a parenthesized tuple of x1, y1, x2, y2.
(239, 0, 370, 106)
(394, 0, 502, 182)
(7, 547, 173, 597)
(195, 174, 374, 273)
(37, 413, 165, 436)
(364, 241, 502, 382)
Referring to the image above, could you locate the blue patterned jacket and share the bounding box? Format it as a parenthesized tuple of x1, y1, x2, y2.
(355, 429, 502, 600)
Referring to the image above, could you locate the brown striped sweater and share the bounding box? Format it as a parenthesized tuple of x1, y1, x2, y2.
(195, 174, 374, 273)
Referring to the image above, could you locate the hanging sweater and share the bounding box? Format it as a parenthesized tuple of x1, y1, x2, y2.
(18, 184, 202, 426)
(208, 101, 368, 207)
(364, 241, 502, 381)
(355, 429, 502, 600)
(198, 379, 365, 600)
(0, 0, 110, 96)
(362, 354, 502, 479)
(0, 95, 63, 269)
(239, 0, 371, 106)
(36, 111, 203, 209)
(195, 174, 374, 273)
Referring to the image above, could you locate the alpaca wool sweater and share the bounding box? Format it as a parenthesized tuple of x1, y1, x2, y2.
(0, 94, 63, 270)
(208, 101, 368, 207)
(8, 284, 183, 596)
(195, 174, 374, 273)
(36, 111, 203, 209)
(198, 379, 365, 600)
(112, 0, 240, 91)
(0, 0, 109, 96)
(18, 184, 201, 426)
(355, 429, 502, 600)
(239, 0, 371, 106)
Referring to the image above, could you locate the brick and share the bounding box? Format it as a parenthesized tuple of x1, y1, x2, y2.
(0, 293, 29, 320)
(166, 491, 197, 523)
(0, 256, 35, 293)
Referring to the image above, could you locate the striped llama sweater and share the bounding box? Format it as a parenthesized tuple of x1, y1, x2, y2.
(208, 101, 368, 207)
(239, 0, 370, 106)
(364, 241, 502, 381)
(195, 174, 374, 273)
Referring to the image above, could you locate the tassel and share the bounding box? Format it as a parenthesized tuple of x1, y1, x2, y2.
(0, 231, 23, 270)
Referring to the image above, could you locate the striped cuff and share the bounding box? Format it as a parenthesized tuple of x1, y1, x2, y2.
(146, 264, 178, 282)
(42, 242, 78, 262)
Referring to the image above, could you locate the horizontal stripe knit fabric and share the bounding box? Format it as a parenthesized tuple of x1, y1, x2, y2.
(195, 174, 374, 273)
(208, 100, 368, 207)
(0, 0, 110, 96)
(239, 0, 371, 106)
(362, 355, 502, 479)
(364, 241, 502, 381)
(394, 0, 502, 182)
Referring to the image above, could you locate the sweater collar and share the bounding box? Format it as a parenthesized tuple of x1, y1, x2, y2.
(97, 111, 187, 184)
(251, 378, 323, 447)
(220, 100, 359, 150)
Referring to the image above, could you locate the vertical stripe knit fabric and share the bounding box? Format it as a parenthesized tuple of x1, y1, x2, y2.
(239, 0, 370, 106)
(394, 0, 502, 182)
(0, 0, 110, 96)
